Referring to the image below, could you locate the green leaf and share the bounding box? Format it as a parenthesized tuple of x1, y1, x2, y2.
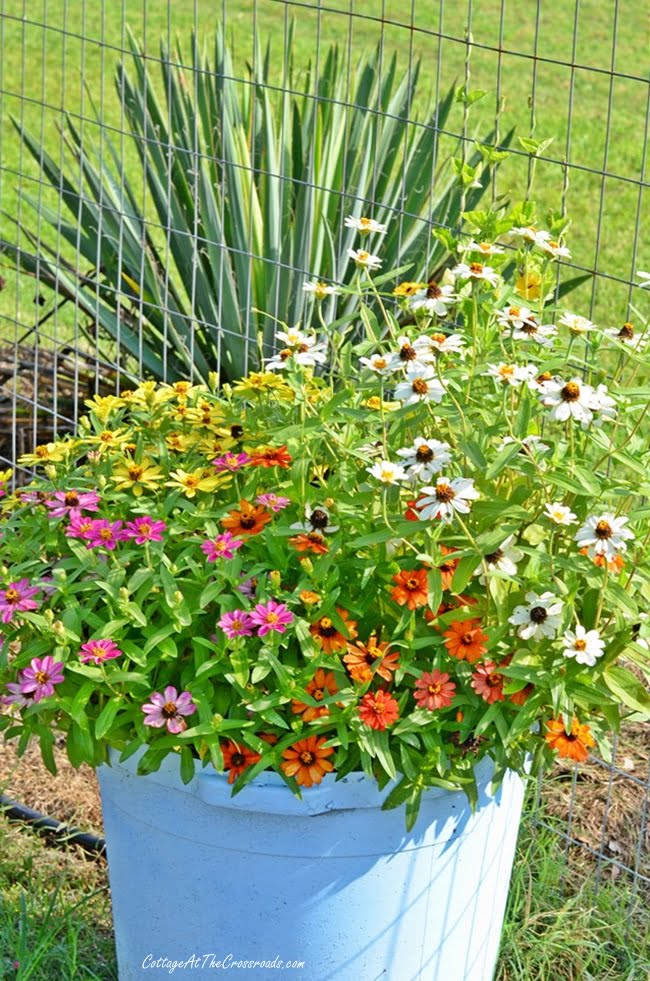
(603, 665, 650, 717)
(95, 697, 124, 739)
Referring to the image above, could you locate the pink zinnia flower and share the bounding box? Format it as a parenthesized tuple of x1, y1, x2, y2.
(2, 679, 36, 708)
(65, 515, 96, 540)
(201, 533, 244, 561)
(212, 452, 252, 472)
(142, 686, 196, 734)
(250, 600, 294, 637)
(86, 519, 126, 550)
(471, 661, 506, 704)
(414, 669, 456, 711)
(19, 656, 65, 701)
(79, 638, 123, 665)
(46, 489, 100, 519)
(217, 609, 255, 638)
(0, 579, 40, 624)
(255, 493, 291, 512)
(124, 517, 167, 544)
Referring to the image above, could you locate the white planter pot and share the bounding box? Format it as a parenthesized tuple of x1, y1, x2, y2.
(98, 749, 525, 980)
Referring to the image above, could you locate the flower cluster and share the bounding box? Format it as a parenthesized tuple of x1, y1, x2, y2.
(1, 205, 649, 825)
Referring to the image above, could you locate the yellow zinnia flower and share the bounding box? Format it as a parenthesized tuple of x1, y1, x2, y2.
(185, 399, 226, 430)
(84, 427, 133, 453)
(18, 442, 68, 466)
(515, 268, 543, 301)
(84, 394, 125, 422)
(165, 432, 196, 453)
(165, 468, 232, 498)
(111, 457, 165, 496)
(232, 372, 294, 401)
(159, 381, 206, 402)
(364, 396, 400, 412)
(393, 281, 426, 297)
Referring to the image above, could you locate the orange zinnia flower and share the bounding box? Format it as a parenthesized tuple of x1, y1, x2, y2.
(443, 619, 488, 662)
(404, 495, 427, 521)
(580, 547, 624, 573)
(545, 716, 595, 763)
(291, 668, 338, 721)
(391, 568, 429, 610)
(510, 683, 534, 706)
(289, 532, 329, 555)
(309, 608, 358, 654)
(249, 445, 292, 468)
(221, 741, 262, 785)
(299, 589, 322, 606)
(221, 499, 272, 536)
(343, 638, 400, 683)
(358, 689, 400, 731)
(438, 545, 459, 591)
(281, 735, 335, 787)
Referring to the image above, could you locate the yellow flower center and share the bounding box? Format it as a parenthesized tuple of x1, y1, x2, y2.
(469, 262, 484, 274)
(560, 382, 581, 402)
(161, 702, 178, 719)
(99, 528, 113, 540)
(128, 465, 144, 480)
(5, 589, 19, 603)
(411, 378, 429, 395)
(595, 520, 613, 539)
(184, 475, 200, 488)
(35, 671, 49, 684)
(574, 639, 587, 651)
(300, 750, 315, 764)
(435, 484, 455, 503)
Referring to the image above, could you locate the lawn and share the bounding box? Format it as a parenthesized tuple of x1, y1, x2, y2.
(0, 0, 648, 347)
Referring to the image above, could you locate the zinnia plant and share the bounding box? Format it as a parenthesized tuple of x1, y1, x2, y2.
(1, 202, 649, 828)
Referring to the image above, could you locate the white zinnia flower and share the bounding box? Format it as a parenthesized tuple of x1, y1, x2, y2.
(562, 625, 605, 667)
(476, 535, 523, 582)
(451, 261, 500, 287)
(265, 336, 328, 371)
(539, 377, 598, 424)
(574, 513, 634, 561)
(559, 312, 597, 335)
(415, 477, 480, 523)
(277, 327, 310, 347)
(604, 322, 646, 349)
(413, 332, 466, 359)
(459, 240, 505, 256)
(366, 460, 408, 484)
(396, 437, 452, 481)
(498, 434, 550, 454)
(348, 249, 382, 270)
(509, 591, 563, 640)
(290, 503, 339, 535)
(344, 215, 387, 235)
(302, 281, 338, 299)
(636, 270, 650, 288)
(591, 384, 617, 426)
(509, 226, 551, 245)
(394, 366, 446, 405)
(408, 282, 457, 318)
(388, 335, 434, 372)
(544, 502, 577, 526)
(538, 239, 571, 259)
(511, 318, 557, 346)
(486, 362, 536, 386)
(496, 305, 538, 330)
(359, 353, 393, 375)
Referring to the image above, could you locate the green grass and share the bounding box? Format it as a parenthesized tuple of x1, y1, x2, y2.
(2, 804, 648, 980)
(0, 0, 649, 351)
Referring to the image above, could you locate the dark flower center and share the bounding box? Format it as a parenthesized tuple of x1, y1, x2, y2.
(231, 425, 244, 439)
(485, 549, 504, 564)
(128, 466, 144, 480)
(299, 751, 315, 765)
(35, 671, 49, 684)
(313, 689, 325, 702)
(64, 492, 80, 506)
(309, 508, 329, 530)
(595, 520, 612, 539)
(318, 618, 337, 638)
(435, 484, 455, 503)
(426, 282, 442, 298)
(231, 752, 245, 767)
(619, 323, 634, 339)
(529, 606, 548, 624)
(561, 382, 581, 402)
(406, 578, 420, 591)
(415, 446, 434, 462)
(521, 322, 538, 335)
(240, 516, 256, 529)
(487, 672, 503, 688)
(399, 344, 418, 361)
(161, 702, 178, 719)
(5, 589, 19, 604)
(412, 378, 429, 395)
(469, 263, 483, 274)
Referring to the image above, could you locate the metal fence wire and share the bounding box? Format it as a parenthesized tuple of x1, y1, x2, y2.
(0, 0, 648, 902)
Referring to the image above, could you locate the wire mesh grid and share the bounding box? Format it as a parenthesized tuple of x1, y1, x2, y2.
(0, 0, 648, 912)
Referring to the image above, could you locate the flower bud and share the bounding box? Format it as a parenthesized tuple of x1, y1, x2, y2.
(52, 620, 66, 637)
(98, 475, 107, 489)
(44, 465, 57, 480)
(44, 609, 55, 624)
(211, 713, 223, 727)
(456, 710, 464, 723)
(52, 567, 66, 581)
(208, 371, 219, 392)
(299, 557, 314, 575)
(269, 570, 282, 588)
(119, 587, 130, 602)
(173, 590, 183, 605)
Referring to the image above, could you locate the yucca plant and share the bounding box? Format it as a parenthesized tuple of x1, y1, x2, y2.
(2, 26, 507, 382)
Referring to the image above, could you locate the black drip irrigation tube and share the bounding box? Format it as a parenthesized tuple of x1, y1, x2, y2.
(0, 793, 105, 858)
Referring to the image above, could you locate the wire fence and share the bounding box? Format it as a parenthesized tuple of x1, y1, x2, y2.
(0, 0, 648, 905)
